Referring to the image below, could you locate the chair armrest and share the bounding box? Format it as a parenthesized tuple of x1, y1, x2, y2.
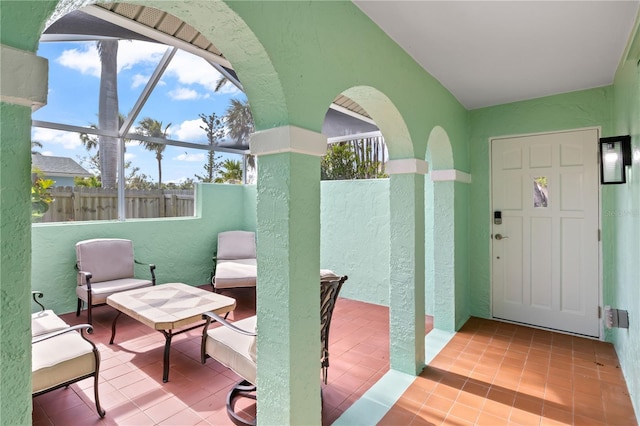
(33, 323, 100, 354)
(202, 311, 256, 337)
(31, 291, 45, 312)
(77, 270, 93, 291)
(32, 324, 93, 344)
(135, 260, 157, 286)
(212, 254, 218, 274)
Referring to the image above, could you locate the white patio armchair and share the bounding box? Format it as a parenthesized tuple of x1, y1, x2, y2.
(201, 270, 348, 426)
(31, 291, 105, 418)
(75, 238, 156, 324)
(211, 231, 257, 293)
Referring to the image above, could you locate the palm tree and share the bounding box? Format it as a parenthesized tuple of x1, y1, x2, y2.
(225, 98, 254, 146)
(135, 117, 171, 187)
(215, 159, 243, 184)
(97, 40, 119, 188)
(31, 140, 43, 155)
(80, 113, 127, 151)
(214, 75, 228, 92)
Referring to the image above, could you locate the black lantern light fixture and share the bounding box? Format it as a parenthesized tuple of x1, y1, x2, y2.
(600, 135, 632, 184)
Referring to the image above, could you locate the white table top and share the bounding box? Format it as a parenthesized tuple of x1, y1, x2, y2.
(106, 282, 236, 330)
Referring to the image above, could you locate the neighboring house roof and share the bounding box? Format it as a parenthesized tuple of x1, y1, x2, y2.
(31, 155, 93, 178)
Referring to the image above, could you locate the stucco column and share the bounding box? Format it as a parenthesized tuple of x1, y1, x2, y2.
(387, 158, 427, 375)
(250, 125, 327, 425)
(432, 180, 455, 331)
(431, 169, 472, 331)
(0, 44, 48, 425)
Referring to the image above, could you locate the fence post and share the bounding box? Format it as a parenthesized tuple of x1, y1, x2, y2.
(158, 190, 165, 217)
(171, 194, 178, 217)
(73, 187, 81, 221)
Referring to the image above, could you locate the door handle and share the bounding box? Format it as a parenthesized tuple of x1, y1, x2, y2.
(494, 234, 508, 240)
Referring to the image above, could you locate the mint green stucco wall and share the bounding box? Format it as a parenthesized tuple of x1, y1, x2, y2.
(2, 0, 636, 422)
(454, 180, 470, 330)
(425, 178, 435, 316)
(226, 2, 469, 166)
(320, 179, 390, 306)
(468, 87, 614, 319)
(607, 19, 640, 415)
(1, 1, 58, 422)
(0, 103, 36, 425)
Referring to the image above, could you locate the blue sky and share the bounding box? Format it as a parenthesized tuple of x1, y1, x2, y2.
(32, 39, 246, 184)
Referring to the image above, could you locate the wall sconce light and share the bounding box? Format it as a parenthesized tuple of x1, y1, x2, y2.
(600, 135, 632, 184)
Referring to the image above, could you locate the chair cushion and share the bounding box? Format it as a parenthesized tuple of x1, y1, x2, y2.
(205, 316, 257, 385)
(217, 231, 256, 260)
(320, 269, 339, 280)
(31, 310, 69, 337)
(32, 331, 96, 394)
(215, 259, 257, 289)
(76, 278, 153, 305)
(76, 238, 135, 284)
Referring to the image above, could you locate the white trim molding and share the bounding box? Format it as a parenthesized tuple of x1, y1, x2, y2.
(250, 125, 327, 157)
(327, 130, 382, 144)
(430, 169, 472, 183)
(386, 159, 429, 175)
(0, 45, 48, 110)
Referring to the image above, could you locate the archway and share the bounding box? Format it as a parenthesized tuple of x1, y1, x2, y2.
(339, 86, 426, 375)
(425, 126, 456, 332)
(2, 1, 294, 424)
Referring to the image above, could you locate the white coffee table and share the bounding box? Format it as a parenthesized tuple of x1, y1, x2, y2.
(107, 282, 236, 382)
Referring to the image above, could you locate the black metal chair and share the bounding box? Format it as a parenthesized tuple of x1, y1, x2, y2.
(201, 271, 348, 426)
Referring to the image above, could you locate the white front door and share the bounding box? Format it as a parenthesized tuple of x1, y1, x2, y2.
(491, 129, 600, 337)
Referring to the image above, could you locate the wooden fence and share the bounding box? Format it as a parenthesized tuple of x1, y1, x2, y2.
(40, 187, 195, 222)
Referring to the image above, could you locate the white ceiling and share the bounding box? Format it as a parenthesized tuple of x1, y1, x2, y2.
(354, 1, 639, 110)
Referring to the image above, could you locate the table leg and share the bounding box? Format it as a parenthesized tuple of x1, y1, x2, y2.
(109, 311, 122, 345)
(161, 330, 173, 383)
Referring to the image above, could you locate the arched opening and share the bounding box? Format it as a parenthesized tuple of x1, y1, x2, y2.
(33, 1, 285, 222)
(327, 86, 427, 376)
(425, 126, 456, 332)
(22, 2, 289, 425)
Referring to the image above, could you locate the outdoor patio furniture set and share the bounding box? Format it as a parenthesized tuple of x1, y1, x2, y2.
(32, 232, 347, 425)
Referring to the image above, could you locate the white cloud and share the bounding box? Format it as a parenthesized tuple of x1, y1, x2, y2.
(168, 87, 200, 101)
(131, 73, 149, 88)
(56, 41, 242, 101)
(174, 152, 206, 162)
(124, 153, 136, 161)
(41, 151, 55, 156)
(57, 44, 100, 77)
(56, 40, 167, 77)
(118, 40, 167, 72)
(172, 119, 205, 141)
(165, 50, 227, 93)
(32, 128, 83, 150)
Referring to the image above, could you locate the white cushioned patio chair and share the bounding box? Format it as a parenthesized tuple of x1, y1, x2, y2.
(211, 231, 257, 293)
(75, 238, 156, 324)
(31, 291, 105, 418)
(201, 270, 347, 426)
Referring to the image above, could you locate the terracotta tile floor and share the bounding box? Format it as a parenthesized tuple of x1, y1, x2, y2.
(380, 317, 637, 426)
(33, 286, 432, 425)
(32, 289, 636, 426)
